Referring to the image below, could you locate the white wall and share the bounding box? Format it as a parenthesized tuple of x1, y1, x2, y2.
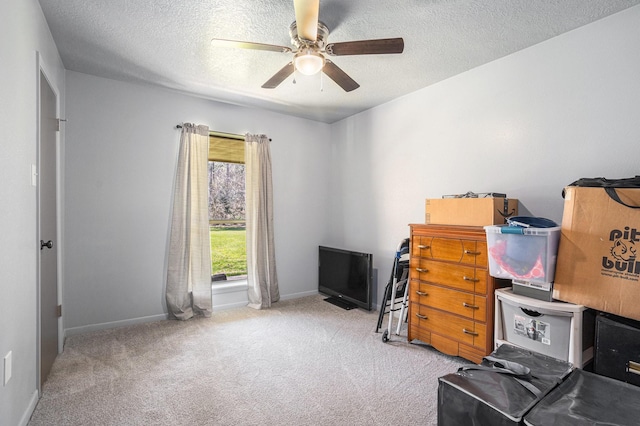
(64, 4, 640, 331)
(330, 5, 640, 305)
(63, 72, 332, 332)
(3, 2, 637, 424)
(0, 0, 66, 424)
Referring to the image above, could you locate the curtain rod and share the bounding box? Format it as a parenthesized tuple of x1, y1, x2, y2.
(175, 125, 270, 141)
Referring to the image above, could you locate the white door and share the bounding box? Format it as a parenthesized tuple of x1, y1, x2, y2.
(39, 70, 59, 388)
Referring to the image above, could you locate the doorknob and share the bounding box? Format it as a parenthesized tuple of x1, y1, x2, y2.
(40, 240, 53, 250)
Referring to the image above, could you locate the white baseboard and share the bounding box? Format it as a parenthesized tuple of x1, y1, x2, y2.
(280, 290, 319, 301)
(19, 389, 39, 426)
(212, 300, 249, 311)
(64, 313, 168, 337)
(64, 291, 328, 336)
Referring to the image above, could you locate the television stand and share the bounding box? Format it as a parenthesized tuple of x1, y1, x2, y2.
(324, 296, 356, 310)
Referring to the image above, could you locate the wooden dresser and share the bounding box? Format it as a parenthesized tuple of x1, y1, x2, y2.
(408, 224, 508, 363)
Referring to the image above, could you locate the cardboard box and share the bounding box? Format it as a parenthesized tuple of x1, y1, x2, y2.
(425, 197, 518, 226)
(553, 186, 640, 321)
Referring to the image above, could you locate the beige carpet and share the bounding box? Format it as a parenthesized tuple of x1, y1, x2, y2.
(28, 295, 465, 425)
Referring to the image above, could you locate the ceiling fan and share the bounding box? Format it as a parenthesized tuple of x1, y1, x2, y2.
(210, 0, 404, 92)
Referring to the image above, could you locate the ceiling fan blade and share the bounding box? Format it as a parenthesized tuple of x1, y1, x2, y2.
(261, 62, 295, 89)
(323, 60, 359, 92)
(326, 38, 404, 56)
(294, 0, 320, 41)
(211, 38, 292, 53)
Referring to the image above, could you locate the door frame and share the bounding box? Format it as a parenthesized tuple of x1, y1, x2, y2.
(36, 51, 63, 394)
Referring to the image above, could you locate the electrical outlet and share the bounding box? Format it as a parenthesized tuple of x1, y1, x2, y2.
(4, 351, 11, 386)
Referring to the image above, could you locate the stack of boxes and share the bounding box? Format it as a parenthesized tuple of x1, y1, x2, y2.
(553, 185, 640, 390)
(423, 195, 592, 367)
(428, 187, 640, 425)
(483, 216, 595, 368)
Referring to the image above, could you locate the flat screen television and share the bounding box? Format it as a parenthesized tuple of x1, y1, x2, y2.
(318, 246, 373, 311)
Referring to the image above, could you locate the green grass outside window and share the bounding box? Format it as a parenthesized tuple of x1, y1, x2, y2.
(210, 227, 247, 277)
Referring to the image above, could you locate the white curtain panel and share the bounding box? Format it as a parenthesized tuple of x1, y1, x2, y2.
(166, 124, 212, 319)
(245, 134, 280, 309)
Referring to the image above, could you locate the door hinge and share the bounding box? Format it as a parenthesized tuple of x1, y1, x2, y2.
(56, 305, 62, 317)
(56, 118, 66, 131)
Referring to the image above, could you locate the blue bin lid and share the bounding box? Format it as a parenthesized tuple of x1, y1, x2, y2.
(506, 216, 558, 228)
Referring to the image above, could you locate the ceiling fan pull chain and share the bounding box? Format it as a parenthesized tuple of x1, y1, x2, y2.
(320, 71, 323, 92)
(292, 62, 297, 85)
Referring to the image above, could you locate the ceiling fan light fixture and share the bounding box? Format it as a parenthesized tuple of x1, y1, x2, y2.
(294, 49, 325, 75)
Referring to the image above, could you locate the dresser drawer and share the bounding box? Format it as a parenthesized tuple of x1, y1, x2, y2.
(412, 236, 487, 267)
(411, 258, 487, 294)
(409, 224, 503, 363)
(409, 281, 487, 321)
(411, 303, 487, 349)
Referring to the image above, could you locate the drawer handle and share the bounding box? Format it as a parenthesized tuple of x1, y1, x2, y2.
(463, 302, 479, 310)
(463, 276, 479, 282)
(463, 329, 478, 336)
(627, 361, 640, 376)
(464, 250, 481, 256)
(418, 245, 430, 249)
(416, 268, 429, 273)
(415, 291, 428, 296)
(415, 313, 428, 320)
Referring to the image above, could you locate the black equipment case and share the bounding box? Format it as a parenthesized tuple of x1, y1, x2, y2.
(594, 313, 640, 387)
(524, 368, 640, 425)
(438, 344, 572, 426)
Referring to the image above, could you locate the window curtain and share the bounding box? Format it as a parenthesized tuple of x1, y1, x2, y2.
(245, 133, 280, 309)
(166, 124, 212, 319)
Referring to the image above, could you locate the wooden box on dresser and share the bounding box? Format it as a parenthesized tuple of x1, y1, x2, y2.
(408, 224, 510, 364)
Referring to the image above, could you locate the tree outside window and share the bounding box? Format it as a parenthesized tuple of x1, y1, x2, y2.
(209, 161, 247, 279)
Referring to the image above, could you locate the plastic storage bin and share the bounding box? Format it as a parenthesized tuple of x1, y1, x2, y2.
(495, 288, 595, 367)
(438, 343, 572, 426)
(484, 224, 560, 284)
(512, 279, 553, 302)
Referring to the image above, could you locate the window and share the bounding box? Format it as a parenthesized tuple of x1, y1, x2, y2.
(208, 135, 247, 283)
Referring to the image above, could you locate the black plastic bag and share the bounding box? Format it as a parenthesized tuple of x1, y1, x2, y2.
(563, 176, 640, 209)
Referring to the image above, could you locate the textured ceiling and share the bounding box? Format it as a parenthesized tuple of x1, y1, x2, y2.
(38, 0, 640, 123)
